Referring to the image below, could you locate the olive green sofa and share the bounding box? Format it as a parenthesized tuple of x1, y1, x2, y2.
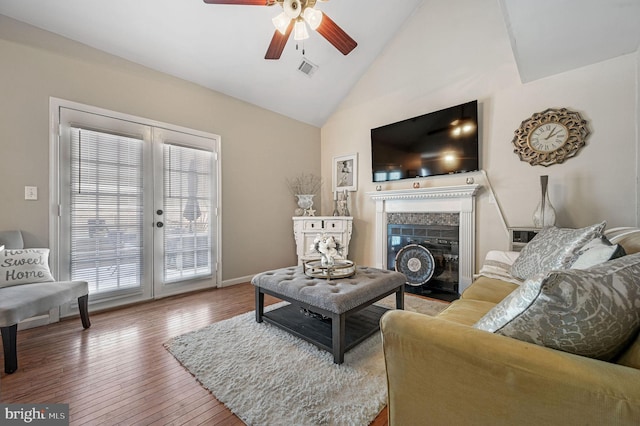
(381, 226, 640, 425)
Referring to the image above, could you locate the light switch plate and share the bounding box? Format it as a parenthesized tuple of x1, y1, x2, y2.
(25, 186, 38, 201)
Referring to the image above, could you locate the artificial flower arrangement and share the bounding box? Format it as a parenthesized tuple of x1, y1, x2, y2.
(309, 233, 343, 267)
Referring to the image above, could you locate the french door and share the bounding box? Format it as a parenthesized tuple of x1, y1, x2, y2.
(52, 100, 220, 311)
(153, 129, 218, 298)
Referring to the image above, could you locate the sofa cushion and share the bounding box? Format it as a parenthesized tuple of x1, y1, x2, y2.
(437, 299, 497, 326)
(0, 248, 54, 288)
(461, 276, 519, 304)
(616, 333, 640, 369)
(0, 280, 88, 327)
(474, 252, 640, 360)
(509, 222, 605, 280)
(570, 236, 626, 270)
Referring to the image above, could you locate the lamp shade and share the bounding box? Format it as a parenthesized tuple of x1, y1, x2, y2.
(303, 7, 323, 30)
(272, 12, 290, 35)
(294, 20, 309, 40)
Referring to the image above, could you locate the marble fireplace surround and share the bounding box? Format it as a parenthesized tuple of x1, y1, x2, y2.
(368, 184, 480, 294)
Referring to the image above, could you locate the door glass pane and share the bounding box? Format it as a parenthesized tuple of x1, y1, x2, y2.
(163, 144, 213, 283)
(69, 127, 145, 296)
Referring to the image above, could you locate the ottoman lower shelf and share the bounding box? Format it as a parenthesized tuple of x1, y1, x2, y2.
(262, 303, 389, 358)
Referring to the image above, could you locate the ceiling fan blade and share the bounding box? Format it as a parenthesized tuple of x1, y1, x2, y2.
(203, 0, 273, 5)
(265, 21, 294, 60)
(315, 13, 357, 55)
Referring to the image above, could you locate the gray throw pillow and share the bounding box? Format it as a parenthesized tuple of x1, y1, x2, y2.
(474, 252, 640, 360)
(510, 222, 606, 280)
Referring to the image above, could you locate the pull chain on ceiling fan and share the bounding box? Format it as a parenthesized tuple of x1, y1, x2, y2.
(203, 0, 357, 60)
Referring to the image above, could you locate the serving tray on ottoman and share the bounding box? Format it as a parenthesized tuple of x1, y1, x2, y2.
(251, 265, 406, 364)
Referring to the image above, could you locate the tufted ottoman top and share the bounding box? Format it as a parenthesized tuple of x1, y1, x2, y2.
(251, 266, 406, 314)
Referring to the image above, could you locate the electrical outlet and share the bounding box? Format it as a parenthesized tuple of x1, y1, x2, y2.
(25, 186, 38, 201)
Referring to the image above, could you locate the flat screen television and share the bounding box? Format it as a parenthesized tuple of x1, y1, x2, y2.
(371, 100, 479, 182)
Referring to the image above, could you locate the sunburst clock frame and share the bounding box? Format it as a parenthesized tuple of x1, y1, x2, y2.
(512, 108, 590, 167)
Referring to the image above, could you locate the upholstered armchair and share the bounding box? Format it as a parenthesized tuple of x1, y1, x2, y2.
(0, 230, 90, 373)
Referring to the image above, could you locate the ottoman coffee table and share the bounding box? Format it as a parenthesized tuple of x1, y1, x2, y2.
(251, 265, 406, 364)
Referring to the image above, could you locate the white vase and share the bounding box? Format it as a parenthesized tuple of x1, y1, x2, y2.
(533, 175, 556, 227)
(296, 194, 315, 210)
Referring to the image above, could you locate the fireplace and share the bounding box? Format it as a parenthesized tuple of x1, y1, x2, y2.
(368, 185, 480, 294)
(387, 215, 459, 294)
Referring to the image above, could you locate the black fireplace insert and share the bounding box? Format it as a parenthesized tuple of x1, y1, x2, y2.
(387, 223, 459, 296)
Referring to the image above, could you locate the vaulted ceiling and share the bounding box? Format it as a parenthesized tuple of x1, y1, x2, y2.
(0, 0, 638, 127)
(499, 0, 640, 83)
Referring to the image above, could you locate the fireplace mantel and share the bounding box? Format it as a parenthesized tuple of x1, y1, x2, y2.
(368, 184, 480, 293)
(368, 185, 480, 202)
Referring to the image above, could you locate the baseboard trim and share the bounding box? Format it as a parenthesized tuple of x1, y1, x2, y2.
(221, 275, 254, 287)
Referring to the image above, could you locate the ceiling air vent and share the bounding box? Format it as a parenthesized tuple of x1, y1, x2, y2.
(298, 58, 318, 77)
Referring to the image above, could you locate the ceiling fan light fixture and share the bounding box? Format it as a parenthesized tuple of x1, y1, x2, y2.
(294, 20, 309, 40)
(303, 7, 323, 30)
(283, 0, 302, 19)
(203, 0, 357, 60)
(272, 12, 290, 34)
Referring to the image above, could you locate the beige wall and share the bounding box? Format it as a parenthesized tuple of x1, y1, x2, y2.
(321, 0, 639, 269)
(0, 16, 320, 283)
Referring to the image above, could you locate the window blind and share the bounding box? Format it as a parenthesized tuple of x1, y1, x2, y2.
(162, 143, 213, 282)
(69, 127, 145, 296)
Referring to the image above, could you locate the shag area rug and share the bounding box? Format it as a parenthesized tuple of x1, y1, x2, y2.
(164, 294, 448, 426)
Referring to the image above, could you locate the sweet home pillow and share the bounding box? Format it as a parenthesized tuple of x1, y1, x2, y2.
(509, 222, 606, 280)
(474, 252, 640, 360)
(0, 248, 54, 288)
(570, 236, 626, 270)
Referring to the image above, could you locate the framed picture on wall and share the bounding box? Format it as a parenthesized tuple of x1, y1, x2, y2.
(332, 153, 358, 192)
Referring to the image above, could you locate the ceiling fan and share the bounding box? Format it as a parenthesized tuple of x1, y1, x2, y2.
(203, 0, 358, 60)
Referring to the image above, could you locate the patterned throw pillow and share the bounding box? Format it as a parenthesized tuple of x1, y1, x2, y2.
(0, 248, 54, 288)
(509, 222, 606, 280)
(570, 236, 626, 270)
(474, 252, 640, 360)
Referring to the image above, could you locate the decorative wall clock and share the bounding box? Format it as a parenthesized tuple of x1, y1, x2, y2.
(512, 108, 590, 166)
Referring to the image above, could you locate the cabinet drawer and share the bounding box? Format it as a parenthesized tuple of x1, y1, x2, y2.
(324, 220, 344, 231)
(303, 220, 324, 231)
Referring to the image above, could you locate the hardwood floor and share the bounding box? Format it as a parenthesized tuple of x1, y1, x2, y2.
(0, 283, 389, 425)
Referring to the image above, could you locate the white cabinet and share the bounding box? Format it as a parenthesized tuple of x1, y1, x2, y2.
(293, 216, 353, 265)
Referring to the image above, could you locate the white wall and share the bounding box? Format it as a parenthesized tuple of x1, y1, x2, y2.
(321, 0, 639, 269)
(0, 16, 320, 283)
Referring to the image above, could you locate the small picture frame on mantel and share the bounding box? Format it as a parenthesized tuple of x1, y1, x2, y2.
(332, 153, 358, 192)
